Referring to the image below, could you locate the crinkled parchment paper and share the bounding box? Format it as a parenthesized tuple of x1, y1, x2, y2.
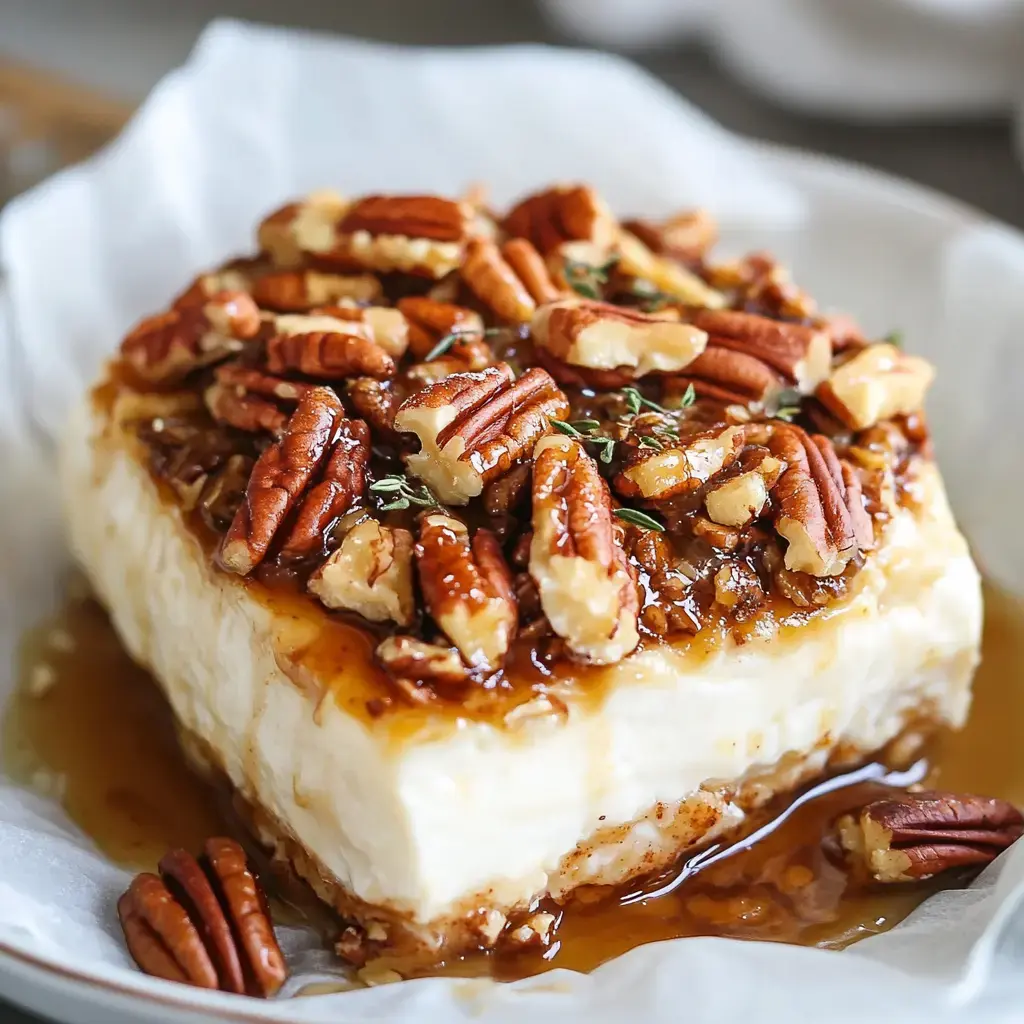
(2, 20, 1024, 1024)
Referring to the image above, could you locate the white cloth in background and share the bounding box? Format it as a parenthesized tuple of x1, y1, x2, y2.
(541, 0, 1024, 156)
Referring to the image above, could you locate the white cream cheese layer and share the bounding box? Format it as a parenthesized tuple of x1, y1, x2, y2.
(61, 397, 982, 924)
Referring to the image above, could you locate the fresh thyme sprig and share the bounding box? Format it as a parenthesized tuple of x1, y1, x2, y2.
(369, 474, 440, 512)
(549, 418, 617, 464)
(425, 326, 506, 363)
(620, 386, 666, 416)
(774, 405, 801, 423)
(564, 255, 620, 300)
(613, 507, 665, 532)
(772, 387, 802, 423)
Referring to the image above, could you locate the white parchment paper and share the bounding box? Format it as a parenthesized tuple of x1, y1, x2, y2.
(2, 20, 1024, 1023)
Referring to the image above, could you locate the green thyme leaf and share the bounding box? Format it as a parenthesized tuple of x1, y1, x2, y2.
(564, 255, 619, 299)
(569, 419, 602, 432)
(549, 419, 584, 438)
(370, 474, 438, 510)
(593, 436, 617, 464)
(613, 508, 665, 532)
(677, 383, 696, 409)
(379, 497, 411, 511)
(424, 326, 506, 363)
(368, 478, 404, 493)
(620, 386, 667, 415)
(883, 329, 904, 348)
(774, 406, 801, 423)
(638, 435, 663, 450)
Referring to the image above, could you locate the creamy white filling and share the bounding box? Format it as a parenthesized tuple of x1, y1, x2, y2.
(61, 398, 982, 924)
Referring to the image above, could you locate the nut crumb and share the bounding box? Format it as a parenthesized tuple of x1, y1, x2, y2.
(27, 663, 58, 698)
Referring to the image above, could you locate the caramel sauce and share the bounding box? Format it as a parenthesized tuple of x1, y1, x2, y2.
(4, 582, 1023, 978)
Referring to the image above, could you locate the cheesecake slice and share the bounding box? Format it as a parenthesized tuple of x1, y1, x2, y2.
(61, 183, 982, 967)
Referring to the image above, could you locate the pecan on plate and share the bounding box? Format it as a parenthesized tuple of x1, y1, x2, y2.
(257, 188, 350, 267)
(312, 304, 411, 359)
(346, 377, 401, 440)
(172, 258, 265, 310)
(376, 635, 470, 703)
(503, 184, 618, 264)
(266, 314, 395, 381)
(532, 297, 707, 384)
(663, 346, 785, 407)
(394, 363, 569, 504)
(817, 342, 935, 431)
(838, 792, 1024, 883)
(121, 291, 261, 383)
(461, 237, 563, 323)
(416, 514, 517, 673)
(251, 268, 383, 311)
(331, 194, 473, 278)
(529, 434, 640, 664)
(622, 207, 718, 265)
(768, 425, 874, 577)
(309, 518, 415, 624)
(616, 229, 725, 308)
(705, 251, 817, 321)
(615, 425, 744, 503)
(218, 387, 343, 574)
(396, 296, 486, 362)
(205, 363, 317, 436)
(117, 837, 287, 996)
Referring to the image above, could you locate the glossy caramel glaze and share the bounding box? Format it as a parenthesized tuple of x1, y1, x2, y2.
(5, 582, 1022, 978)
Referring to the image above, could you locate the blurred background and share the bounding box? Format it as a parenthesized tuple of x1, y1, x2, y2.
(1, 0, 1023, 227)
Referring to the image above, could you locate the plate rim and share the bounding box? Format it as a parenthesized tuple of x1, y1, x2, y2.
(2, 137, 1021, 1023)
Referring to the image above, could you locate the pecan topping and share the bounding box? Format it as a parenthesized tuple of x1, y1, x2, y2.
(704, 449, 783, 528)
(617, 229, 725, 308)
(623, 207, 718, 263)
(172, 260, 263, 309)
(665, 346, 785, 406)
(376, 636, 469, 701)
(266, 314, 395, 380)
(838, 792, 1023, 883)
(121, 291, 261, 383)
(117, 838, 287, 997)
(277, 418, 370, 561)
(461, 238, 563, 323)
(205, 363, 315, 436)
(503, 184, 618, 263)
(817, 342, 935, 430)
(346, 377, 400, 439)
(532, 298, 707, 380)
(394, 364, 569, 505)
(257, 189, 350, 267)
(768, 425, 873, 577)
(251, 269, 383, 310)
(396, 296, 484, 360)
(416, 515, 517, 672)
(309, 519, 415, 625)
(529, 435, 640, 664)
(315, 304, 410, 359)
(218, 388, 343, 574)
(615, 426, 744, 503)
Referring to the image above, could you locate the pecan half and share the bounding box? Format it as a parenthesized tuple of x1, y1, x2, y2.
(346, 377, 400, 440)
(218, 388, 342, 574)
(117, 838, 286, 997)
(376, 636, 469, 701)
(309, 519, 415, 625)
(205, 363, 316, 436)
(664, 347, 785, 406)
(266, 314, 395, 380)
(251, 269, 383, 310)
(685, 308, 832, 393)
(838, 792, 1023, 883)
(768, 425, 873, 577)
(817, 342, 935, 430)
(615, 426, 744, 503)
(617, 229, 725, 308)
(396, 296, 484, 360)
(416, 515, 517, 672)
(394, 363, 569, 504)
(121, 291, 261, 383)
(461, 237, 562, 323)
(503, 184, 618, 263)
(529, 435, 640, 664)
(257, 189, 350, 267)
(623, 208, 718, 264)
(314, 304, 410, 358)
(704, 449, 783, 528)
(172, 259, 264, 309)
(277, 418, 371, 561)
(532, 298, 707, 381)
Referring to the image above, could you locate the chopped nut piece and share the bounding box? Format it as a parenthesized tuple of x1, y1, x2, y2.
(394, 364, 569, 504)
(705, 453, 783, 528)
(251, 269, 383, 310)
(314, 305, 410, 359)
(714, 561, 766, 615)
(172, 260, 263, 309)
(416, 515, 517, 672)
(503, 184, 618, 260)
(396, 296, 484, 359)
(532, 298, 707, 380)
(817, 343, 935, 430)
(768, 426, 872, 577)
(218, 388, 342, 574)
(615, 427, 743, 502)
(617, 230, 725, 308)
(529, 434, 640, 664)
(838, 791, 1023, 883)
(258, 189, 350, 266)
(121, 291, 261, 383)
(376, 636, 469, 697)
(266, 314, 395, 380)
(506, 912, 557, 948)
(309, 519, 414, 625)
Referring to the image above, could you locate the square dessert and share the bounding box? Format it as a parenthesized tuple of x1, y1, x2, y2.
(62, 183, 981, 966)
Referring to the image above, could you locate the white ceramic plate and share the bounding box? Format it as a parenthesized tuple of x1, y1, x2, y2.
(1, 25, 1023, 1024)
